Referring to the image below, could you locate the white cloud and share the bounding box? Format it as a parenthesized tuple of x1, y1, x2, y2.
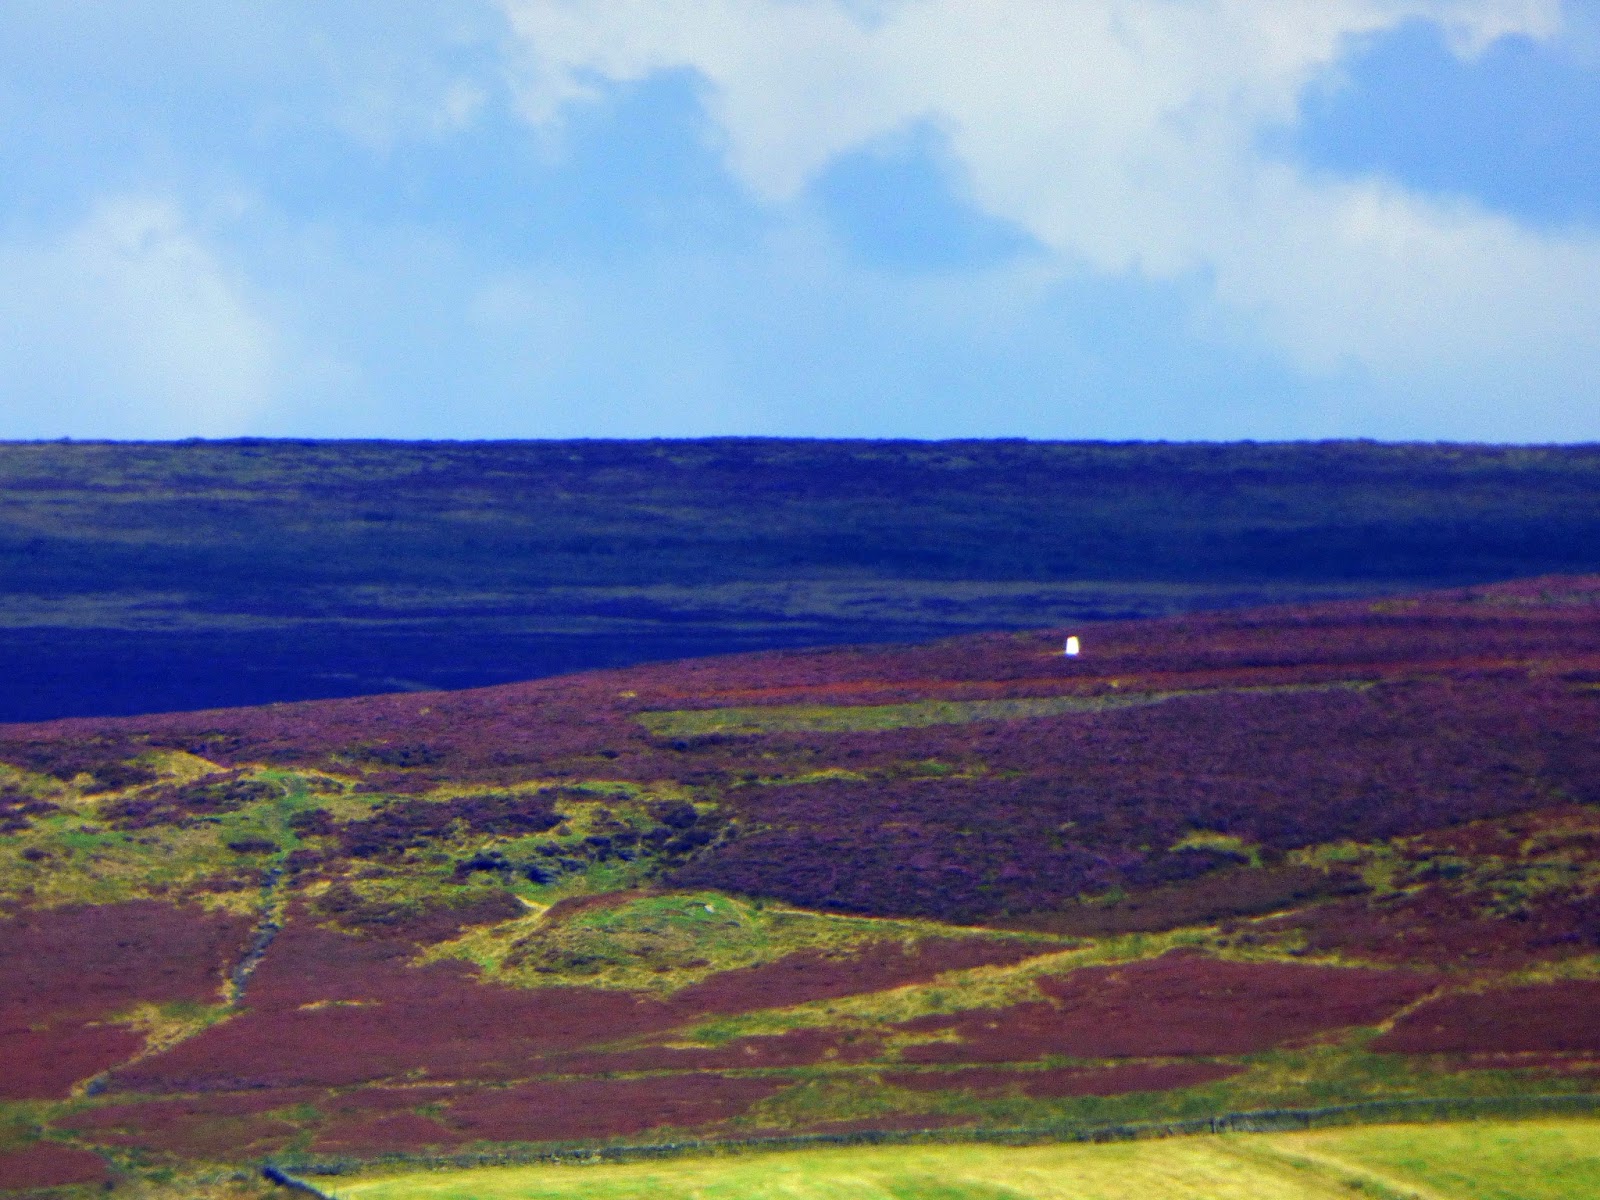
(0, 198, 279, 437)
(497, 0, 1599, 400)
(1, 2, 507, 156)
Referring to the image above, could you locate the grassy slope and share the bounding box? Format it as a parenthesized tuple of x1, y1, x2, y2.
(336, 1120, 1600, 1200)
(5, 438, 1600, 719)
(0, 578, 1598, 1193)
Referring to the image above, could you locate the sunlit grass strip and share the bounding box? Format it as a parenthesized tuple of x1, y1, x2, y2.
(1268, 1118, 1600, 1200)
(637, 683, 1371, 738)
(333, 1140, 1337, 1200)
(327, 1118, 1600, 1200)
(418, 888, 1057, 994)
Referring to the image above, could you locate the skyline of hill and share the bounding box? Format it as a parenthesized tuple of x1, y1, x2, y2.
(3, 438, 1599, 722)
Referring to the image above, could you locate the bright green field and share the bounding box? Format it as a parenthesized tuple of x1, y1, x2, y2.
(332, 1120, 1600, 1200)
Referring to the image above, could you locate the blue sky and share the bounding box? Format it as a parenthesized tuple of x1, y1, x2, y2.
(0, 1, 1596, 442)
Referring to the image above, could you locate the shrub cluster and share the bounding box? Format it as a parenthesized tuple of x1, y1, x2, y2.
(350, 744, 446, 768)
(335, 793, 563, 860)
(0, 787, 59, 834)
(0, 736, 158, 788)
(450, 803, 724, 886)
(98, 774, 278, 830)
(311, 885, 525, 940)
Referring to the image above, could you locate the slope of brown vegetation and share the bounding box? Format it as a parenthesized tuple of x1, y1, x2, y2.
(109, 922, 1054, 1093)
(1372, 982, 1600, 1055)
(0, 902, 254, 1099)
(0, 902, 251, 1026)
(59, 1094, 306, 1160)
(311, 1113, 465, 1157)
(109, 941, 675, 1091)
(664, 937, 1050, 1013)
(0, 1024, 145, 1100)
(898, 953, 1437, 1063)
(883, 1062, 1242, 1097)
(548, 1027, 881, 1075)
(439, 1075, 790, 1144)
(0, 1145, 112, 1192)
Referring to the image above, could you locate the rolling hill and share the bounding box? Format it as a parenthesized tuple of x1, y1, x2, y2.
(6, 438, 1600, 721)
(1, 575, 1597, 1196)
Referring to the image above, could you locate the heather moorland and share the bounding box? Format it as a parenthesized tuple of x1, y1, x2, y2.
(0, 575, 1597, 1195)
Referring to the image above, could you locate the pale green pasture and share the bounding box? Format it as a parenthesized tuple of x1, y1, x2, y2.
(636, 681, 1364, 738)
(1272, 1119, 1600, 1200)
(637, 692, 1184, 738)
(330, 1119, 1600, 1200)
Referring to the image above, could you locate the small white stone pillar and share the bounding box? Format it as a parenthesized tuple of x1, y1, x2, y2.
(1064, 636, 1081, 657)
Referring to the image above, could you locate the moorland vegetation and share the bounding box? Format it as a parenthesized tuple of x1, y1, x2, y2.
(4, 439, 1600, 719)
(0, 576, 1597, 1195)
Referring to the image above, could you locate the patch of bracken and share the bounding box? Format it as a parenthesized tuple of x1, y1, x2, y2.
(0, 1023, 147, 1100)
(58, 1094, 316, 1160)
(1001, 865, 1369, 937)
(98, 773, 279, 830)
(311, 885, 525, 942)
(336, 792, 562, 859)
(1267, 885, 1600, 967)
(0, 787, 58, 834)
(896, 951, 1437, 1063)
(883, 1061, 1242, 1098)
(1372, 981, 1600, 1055)
(0, 902, 252, 1029)
(439, 1074, 790, 1144)
(0, 1145, 112, 1191)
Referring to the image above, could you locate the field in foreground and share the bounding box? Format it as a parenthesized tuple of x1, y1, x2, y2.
(337, 1119, 1600, 1200)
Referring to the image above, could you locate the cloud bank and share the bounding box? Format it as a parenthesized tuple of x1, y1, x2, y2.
(0, 1, 1595, 440)
(0, 198, 278, 438)
(502, 0, 1600, 419)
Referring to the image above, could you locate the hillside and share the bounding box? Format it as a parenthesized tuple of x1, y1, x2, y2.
(1, 575, 1598, 1196)
(5, 439, 1600, 720)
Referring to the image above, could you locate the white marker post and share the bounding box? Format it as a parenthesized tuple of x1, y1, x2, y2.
(1064, 636, 1081, 657)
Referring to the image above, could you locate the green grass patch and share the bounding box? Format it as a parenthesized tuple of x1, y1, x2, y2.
(637, 683, 1370, 739)
(677, 927, 1231, 1044)
(0, 767, 339, 911)
(329, 1119, 1600, 1200)
(1269, 1119, 1600, 1200)
(419, 890, 1012, 994)
(640, 694, 1184, 739)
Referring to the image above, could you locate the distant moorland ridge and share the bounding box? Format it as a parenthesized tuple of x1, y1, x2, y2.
(2, 438, 1599, 719)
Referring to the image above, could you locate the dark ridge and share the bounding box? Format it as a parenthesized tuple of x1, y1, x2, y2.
(4, 438, 1600, 720)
